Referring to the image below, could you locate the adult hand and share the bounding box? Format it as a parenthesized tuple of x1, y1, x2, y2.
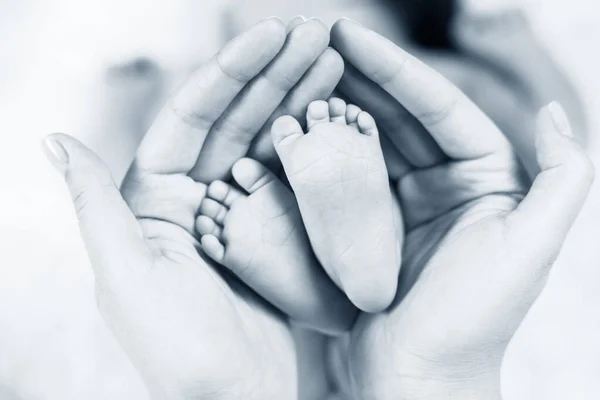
(43, 17, 346, 399)
(328, 19, 594, 400)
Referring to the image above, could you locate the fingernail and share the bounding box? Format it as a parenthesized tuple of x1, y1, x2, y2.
(547, 101, 572, 138)
(42, 134, 69, 174)
(339, 17, 359, 24)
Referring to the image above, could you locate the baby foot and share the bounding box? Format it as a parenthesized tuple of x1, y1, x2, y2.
(272, 98, 400, 313)
(196, 158, 357, 334)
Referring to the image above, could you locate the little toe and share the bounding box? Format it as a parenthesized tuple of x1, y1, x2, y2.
(207, 180, 243, 207)
(232, 158, 278, 194)
(306, 100, 331, 130)
(199, 198, 229, 225)
(357, 111, 378, 137)
(271, 115, 305, 158)
(328, 97, 347, 125)
(195, 215, 223, 238)
(345, 104, 362, 130)
(201, 234, 226, 264)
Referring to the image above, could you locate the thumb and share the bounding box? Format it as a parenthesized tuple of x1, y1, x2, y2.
(507, 102, 594, 256)
(42, 133, 149, 282)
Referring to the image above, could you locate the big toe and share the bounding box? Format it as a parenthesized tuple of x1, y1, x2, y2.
(271, 115, 304, 156)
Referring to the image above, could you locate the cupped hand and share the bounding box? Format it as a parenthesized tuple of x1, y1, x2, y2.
(328, 19, 594, 400)
(43, 17, 348, 399)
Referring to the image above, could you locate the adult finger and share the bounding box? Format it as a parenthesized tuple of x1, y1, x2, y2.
(330, 18, 511, 160)
(393, 104, 594, 359)
(506, 102, 594, 257)
(189, 18, 330, 182)
(287, 15, 306, 33)
(42, 133, 151, 284)
(338, 63, 445, 167)
(248, 47, 344, 171)
(133, 17, 286, 175)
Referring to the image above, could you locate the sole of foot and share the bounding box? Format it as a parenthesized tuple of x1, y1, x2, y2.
(196, 157, 358, 334)
(271, 98, 401, 313)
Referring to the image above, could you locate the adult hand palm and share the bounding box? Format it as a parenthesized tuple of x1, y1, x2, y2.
(328, 19, 593, 400)
(98, 215, 294, 399)
(47, 17, 344, 399)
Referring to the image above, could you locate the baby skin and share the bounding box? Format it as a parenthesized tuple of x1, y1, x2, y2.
(196, 158, 357, 334)
(272, 98, 400, 312)
(197, 99, 399, 326)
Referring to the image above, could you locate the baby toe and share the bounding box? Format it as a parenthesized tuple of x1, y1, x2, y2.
(232, 158, 278, 194)
(201, 235, 226, 264)
(272, 115, 304, 145)
(357, 111, 378, 137)
(328, 97, 347, 125)
(196, 215, 223, 238)
(306, 100, 331, 129)
(207, 180, 243, 207)
(345, 104, 362, 130)
(199, 198, 229, 225)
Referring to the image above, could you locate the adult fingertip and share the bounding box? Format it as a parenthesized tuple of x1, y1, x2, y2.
(216, 18, 287, 84)
(295, 17, 330, 46)
(320, 48, 344, 76)
(247, 16, 287, 48)
(535, 103, 593, 183)
(508, 104, 594, 241)
(331, 18, 361, 42)
(287, 15, 307, 33)
(332, 17, 360, 29)
(42, 133, 70, 175)
(262, 15, 286, 28)
(547, 101, 572, 138)
(259, 16, 287, 43)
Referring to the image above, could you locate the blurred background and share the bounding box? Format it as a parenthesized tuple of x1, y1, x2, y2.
(1, 0, 600, 398)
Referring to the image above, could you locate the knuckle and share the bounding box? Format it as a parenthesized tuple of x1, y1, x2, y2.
(567, 151, 595, 185)
(213, 117, 253, 141)
(215, 52, 253, 85)
(168, 98, 215, 131)
(372, 56, 411, 86)
(416, 89, 462, 127)
(72, 188, 90, 219)
(262, 68, 300, 92)
(70, 178, 118, 220)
